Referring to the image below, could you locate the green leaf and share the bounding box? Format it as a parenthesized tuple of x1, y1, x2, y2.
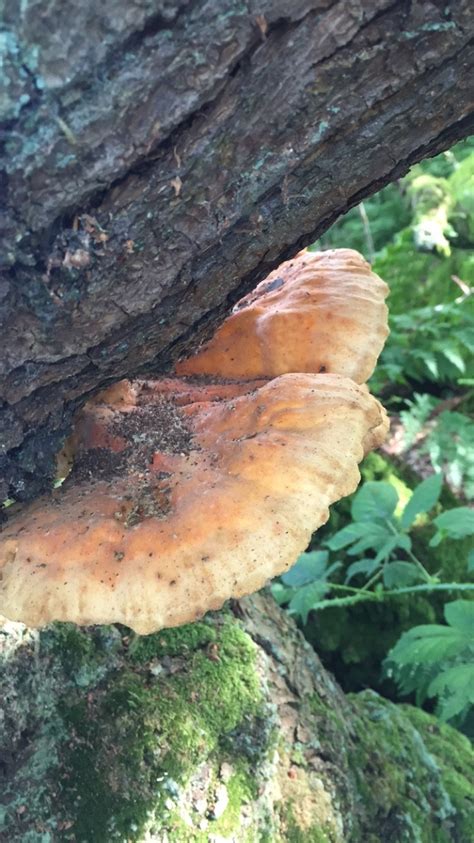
(468, 550, 474, 573)
(424, 355, 439, 378)
(270, 582, 294, 606)
(429, 532, 442, 548)
(281, 550, 329, 587)
(444, 600, 474, 633)
(383, 561, 423, 588)
(346, 524, 392, 556)
(431, 507, 474, 544)
(401, 473, 443, 529)
(345, 558, 381, 583)
(325, 523, 370, 551)
(371, 533, 412, 564)
(373, 536, 399, 563)
(395, 533, 412, 552)
(387, 623, 470, 665)
(288, 581, 330, 625)
(428, 664, 474, 721)
(351, 482, 399, 523)
(440, 347, 466, 373)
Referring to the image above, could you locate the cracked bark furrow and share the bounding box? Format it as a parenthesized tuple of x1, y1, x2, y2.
(1, 0, 473, 503)
(2, 0, 330, 260)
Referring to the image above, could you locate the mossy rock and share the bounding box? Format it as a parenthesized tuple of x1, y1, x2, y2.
(347, 691, 474, 843)
(0, 615, 275, 842)
(2, 593, 473, 842)
(403, 706, 474, 842)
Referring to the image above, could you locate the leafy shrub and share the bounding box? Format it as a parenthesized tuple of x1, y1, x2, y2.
(314, 183, 411, 257)
(286, 139, 474, 729)
(272, 478, 474, 724)
(399, 398, 474, 500)
(272, 477, 474, 620)
(370, 298, 474, 394)
(384, 600, 474, 726)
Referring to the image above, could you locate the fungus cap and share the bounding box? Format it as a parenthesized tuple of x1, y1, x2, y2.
(176, 248, 389, 383)
(0, 374, 388, 633)
(0, 248, 390, 633)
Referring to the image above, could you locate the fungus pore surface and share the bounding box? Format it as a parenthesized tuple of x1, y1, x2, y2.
(0, 249, 389, 633)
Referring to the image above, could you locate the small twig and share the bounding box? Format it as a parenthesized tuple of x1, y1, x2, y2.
(430, 390, 473, 418)
(55, 116, 77, 145)
(451, 274, 472, 299)
(358, 201, 375, 262)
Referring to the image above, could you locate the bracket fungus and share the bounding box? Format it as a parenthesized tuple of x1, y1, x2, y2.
(176, 248, 388, 383)
(0, 249, 389, 634)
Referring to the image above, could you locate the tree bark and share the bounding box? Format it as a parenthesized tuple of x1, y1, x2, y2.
(1, 0, 473, 502)
(1, 591, 473, 842)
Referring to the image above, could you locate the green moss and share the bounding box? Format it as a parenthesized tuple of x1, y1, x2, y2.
(2, 615, 271, 841)
(55, 620, 264, 841)
(58, 681, 163, 841)
(290, 745, 307, 767)
(280, 802, 332, 843)
(161, 763, 259, 843)
(299, 689, 474, 842)
(43, 624, 97, 670)
(128, 619, 217, 662)
(169, 622, 261, 741)
(308, 693, 345, 733)
(402, 707, 474, 841)
(347, 692, 470, 843)
(205, 761, 258, 839)
(41, 622, 122, 684)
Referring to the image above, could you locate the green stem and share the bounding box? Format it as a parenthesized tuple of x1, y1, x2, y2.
(384, 519, 434, 583)
(361, 567, 384, 592)
(383, 582, 474, 596)
(324, 582, 368, 595)
(316, 582, 474, 612)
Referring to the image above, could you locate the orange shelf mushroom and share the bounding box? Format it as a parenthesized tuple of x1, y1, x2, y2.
(176, 248, 388, 383)
(0, 249, 389, 634)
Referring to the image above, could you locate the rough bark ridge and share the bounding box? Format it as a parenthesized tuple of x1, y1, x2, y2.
(1, 592, 473, 841)
(1, 0, 474, 501)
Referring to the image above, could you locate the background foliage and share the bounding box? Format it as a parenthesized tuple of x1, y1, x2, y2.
(276, 138, 474, 734)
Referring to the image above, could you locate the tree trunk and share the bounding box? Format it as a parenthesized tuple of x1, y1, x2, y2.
(2, 7, 474, 839)
(1, 591, 473, 842)
(1, 0, 473, 502)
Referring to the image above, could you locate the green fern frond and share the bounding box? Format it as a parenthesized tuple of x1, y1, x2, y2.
(384, 600, 474, 724)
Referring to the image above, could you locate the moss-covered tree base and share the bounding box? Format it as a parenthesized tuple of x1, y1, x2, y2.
(1, 593, 472, 842)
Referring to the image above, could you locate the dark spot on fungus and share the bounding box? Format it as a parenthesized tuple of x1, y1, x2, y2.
(262, 276, 285, 293)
